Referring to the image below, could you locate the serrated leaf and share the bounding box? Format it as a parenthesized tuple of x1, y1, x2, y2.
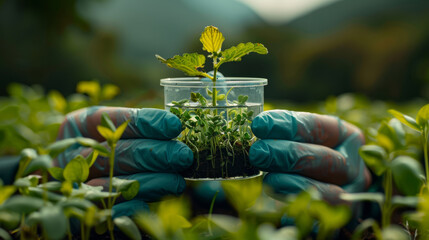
(156, 53, 207, 77)
(200, 26, 224, 54)
(388, 109, 420, 132)
(417, 104, 429, 127)
(220, 42, 268, 64)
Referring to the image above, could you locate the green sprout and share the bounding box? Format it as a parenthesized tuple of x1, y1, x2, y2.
(156, 26, 267, 107)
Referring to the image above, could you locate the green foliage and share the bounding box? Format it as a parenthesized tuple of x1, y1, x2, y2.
(390, 156, 424, 196)
(112, 178, 139, 200)
(170, 94, 255, 178)
(283, 189, 351, 240)
(113, 216, 142, 240)
(157, 25, 268, 84)
(156, 53, 208, 78)
(63, 156, 90, 184)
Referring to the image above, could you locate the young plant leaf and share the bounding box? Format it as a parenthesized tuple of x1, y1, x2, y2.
(217, 94, 226, 101)
(48, 167, 65, 181)
(23, 155, 53, 176)
(0, 196, 44, 214)
(101, 112, 116, 132)
(112, 178, 139, 200)
(388, 109, 420, 132)
(359, 145, 388, 176)
(101, 84, 120, 100)
(63, 156, 89, 184)
(391, 156, 424, 196)
(28, 187, 65, 202)
(200, 26, 224, 54)
(114, 216, 142, 240)
(38, 181, 63, 191)
(309, 200, 351, 230)
(76, 137, 99, 147)
(391, 196, 419, 208)
(46, 138, 77, 157)
(0, 228, 12, 240)
(156, 53, 208, 77)
(16, 148, 38, 179)
(351, 219, 381, 240)
(39, 206, 68, 240)
(113, 120, 130, 142)
(381, 225, 411, 240)
(237, 95, 248, 105)
(97, 125, 114, 141)
(219, 42, 268, 64)
(77, 81, 101, 99)
(59, 198, 96, 211)
(417, 104, 429, 127)
(85, 150, 99, 167)
(340, 192, 384, 206)
(0, 186, 16, 205)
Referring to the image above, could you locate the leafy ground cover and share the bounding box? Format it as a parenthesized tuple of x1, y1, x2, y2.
(0, 81, 428, 239)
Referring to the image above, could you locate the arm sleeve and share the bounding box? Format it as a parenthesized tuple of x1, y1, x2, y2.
(0, 156, 19, 185)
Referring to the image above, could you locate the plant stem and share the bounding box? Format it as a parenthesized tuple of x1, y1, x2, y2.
(212, 62, 218, 108)
(208, 191, 219, 236)
(108, 143, 116, 209)
(382, 169, 393, 228)
(422, 126, 429, 188)
(42, 170, 48, 204)
(108, 143, 116, 240)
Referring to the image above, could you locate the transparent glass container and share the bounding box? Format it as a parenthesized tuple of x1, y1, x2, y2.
(161, 77, 267, 180)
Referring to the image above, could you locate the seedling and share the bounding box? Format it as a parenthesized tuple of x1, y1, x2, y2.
(157, 26, 268, 179)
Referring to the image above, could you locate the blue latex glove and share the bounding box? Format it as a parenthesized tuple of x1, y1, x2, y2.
(249, 110, 371, 204)
(55, 106, 193, 217)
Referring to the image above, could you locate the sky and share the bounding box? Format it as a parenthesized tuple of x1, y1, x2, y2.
(237, 0, 339, 24)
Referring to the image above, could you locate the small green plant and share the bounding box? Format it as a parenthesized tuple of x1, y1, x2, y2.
(0, 113, 139, 240)
(389, 104, 429, 190)
(157, 26, 267, 179)
(341, 116, 424, 238)
(156, 26, 267, 108)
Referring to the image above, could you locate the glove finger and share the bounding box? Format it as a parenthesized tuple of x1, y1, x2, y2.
(56, 139, 193, 179)
(86, 172, 186, 203)
(263, 173, 346, 205)
(251, 110, 364, 148)
(112, 199, 149, 219)
(58, 106, 182, 141)
(250, 139, 356, 185)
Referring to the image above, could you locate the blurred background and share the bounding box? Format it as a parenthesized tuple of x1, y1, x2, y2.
(1, 0, 429, 103)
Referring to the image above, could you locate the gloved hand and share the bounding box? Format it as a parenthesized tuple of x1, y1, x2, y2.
(55, 106, 193, 217)
(249, 110, 372, 204)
